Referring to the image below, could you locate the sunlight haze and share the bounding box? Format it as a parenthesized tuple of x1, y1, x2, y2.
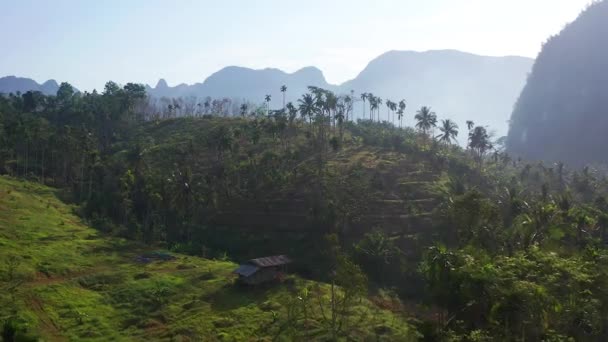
(0, 0, 593, 90)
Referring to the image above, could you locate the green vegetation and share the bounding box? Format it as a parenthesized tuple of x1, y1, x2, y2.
(2, 79, 608, 340)
(0, 176, 415, 340)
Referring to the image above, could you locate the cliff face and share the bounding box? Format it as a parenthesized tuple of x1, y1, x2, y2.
(507, 1, 608, 166)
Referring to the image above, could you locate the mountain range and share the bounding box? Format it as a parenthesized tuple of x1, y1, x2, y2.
(0, 76, 61, 95)
(1, 50, 533, 140)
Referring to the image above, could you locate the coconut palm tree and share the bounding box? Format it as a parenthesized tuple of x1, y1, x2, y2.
(264, 94, 271, 116)
(385, 100, 393, 123)
(344, 95, 353, 122)
(415, 106, 437, 137)
(280, 85, 287, 109)
(298, 93, 316, 124)
(388, 101, 397, 124)
(325, 91, 338, 128)
(468, 126, 492, 166)
(286, 102, 297, 122)
(367, 93, 375, 121)
(398, 100, 406, 127)
(466, 120, 475, 131)
(437, 119, 459, 145)
(375, 97, 383, 122)
(360, 93, 367, 120)
(397, 109, 404, 128)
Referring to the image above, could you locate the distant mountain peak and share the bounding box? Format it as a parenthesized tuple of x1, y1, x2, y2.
(155, 79, 169, 89)
(2, 49, 533, 143)
(0, 76, 60, 95)
(41, 79, 58, 86)
(293, 66, 325, 80)
(294, 66, 322, 73)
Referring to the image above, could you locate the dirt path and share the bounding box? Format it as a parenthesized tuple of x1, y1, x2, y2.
(26, 267, 109, 287)
(26, 295, 65, 342)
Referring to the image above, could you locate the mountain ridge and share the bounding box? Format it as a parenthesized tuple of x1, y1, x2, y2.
(1, 49, 533, 140)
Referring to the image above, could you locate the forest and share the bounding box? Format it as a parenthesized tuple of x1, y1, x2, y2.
(2, 75, 608, 341)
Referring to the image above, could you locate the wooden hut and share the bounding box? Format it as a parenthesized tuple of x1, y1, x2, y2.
(233, 255, 291, 285)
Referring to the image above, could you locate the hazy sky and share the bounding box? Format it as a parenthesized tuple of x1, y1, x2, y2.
(0, 0, 593, 90)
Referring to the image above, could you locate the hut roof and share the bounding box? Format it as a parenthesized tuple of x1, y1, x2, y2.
(249, 255, 291, 268)
(234, 264, 259, 277)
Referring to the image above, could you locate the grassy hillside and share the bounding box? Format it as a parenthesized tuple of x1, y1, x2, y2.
(0, 176, 416, 341)
(6, 85, 608, 339)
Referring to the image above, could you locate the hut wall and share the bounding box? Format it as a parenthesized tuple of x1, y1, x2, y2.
(242, 267, 278, 285)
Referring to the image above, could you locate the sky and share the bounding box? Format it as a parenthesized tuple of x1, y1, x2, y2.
(0, 0, 593, 91)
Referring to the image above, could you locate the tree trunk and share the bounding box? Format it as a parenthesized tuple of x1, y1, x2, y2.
(362, 101, 365, 119)
(40, 147, 45, 184)
(24, 141, 28, 176)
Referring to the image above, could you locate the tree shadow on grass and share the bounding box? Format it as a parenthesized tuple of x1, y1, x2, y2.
(207, 281, 280, 312)
(84, 239, 143, 257)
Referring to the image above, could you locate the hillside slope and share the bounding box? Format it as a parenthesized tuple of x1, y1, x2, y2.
(507, 1, 608, 165)
(0, 176, 415, 341)
(128, 119, 455, 264)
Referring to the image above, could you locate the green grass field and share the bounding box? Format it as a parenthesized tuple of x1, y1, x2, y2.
(0, 176, 416, 341)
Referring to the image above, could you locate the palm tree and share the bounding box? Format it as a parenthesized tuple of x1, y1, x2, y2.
(375, 97, 383, 122)
(239, 103, 248, 117)
(325, 91, 338, 128)
(466, 120, 474, 131)
(368, 96, 375, 121)
(280, 85, 287, 109)
(398, 100, 406, 128)
(468, 126, 492, 166)
(385, 100, 393, 123)
(367, 93, 375, 121)
(264, 94, 271, 116)
(286, 102, 297, 122)
(344, 95, 352, 122)
(298, 93, 315, 124)
(335, 103, 346, 139)
(415, 106, 437, 137)
(388, 101, 397, 124)
(437, 119, 459, 145)
(360, 93, 367, 119)
(397, 109, 404, 128)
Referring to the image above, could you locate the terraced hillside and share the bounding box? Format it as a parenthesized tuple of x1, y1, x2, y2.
(0, 176, 417, 341)
(212, 147, 440, 229)
(128, 119, 453, 261)
(208, 146, 444, 263)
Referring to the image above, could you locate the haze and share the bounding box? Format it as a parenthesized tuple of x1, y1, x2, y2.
(0, 0, 592, 91)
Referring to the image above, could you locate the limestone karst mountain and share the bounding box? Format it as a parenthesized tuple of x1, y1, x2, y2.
(507, 1, 608, 165)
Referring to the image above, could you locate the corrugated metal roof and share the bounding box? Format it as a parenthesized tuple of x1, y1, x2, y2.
(234, 264, 259, 277)
(248, 255, 291, 267)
